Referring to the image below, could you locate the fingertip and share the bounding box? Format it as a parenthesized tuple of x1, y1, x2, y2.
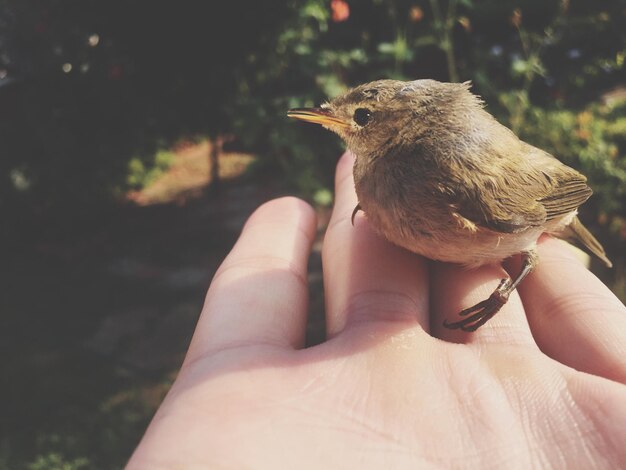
(335, 151, 355, 184)
(521, 235, 616, 310)
(519, 235, 626, 384)
(250, 196, 316, 222)
(536, 236, 587, 267)
(246, 196, 317, 241)
(188, 197, 318, 361)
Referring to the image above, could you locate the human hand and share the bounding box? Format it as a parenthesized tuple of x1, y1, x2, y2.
(129, 152, 626, 469)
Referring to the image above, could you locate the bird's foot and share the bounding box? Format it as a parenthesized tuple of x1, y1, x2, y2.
(443, 278, 512, 332)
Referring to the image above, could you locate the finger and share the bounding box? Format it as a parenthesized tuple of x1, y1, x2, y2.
(322, 152, 429, 337)
(430, 260, 538, 348)
(184, 197, 317, 364)
(519, 236, 626, 384)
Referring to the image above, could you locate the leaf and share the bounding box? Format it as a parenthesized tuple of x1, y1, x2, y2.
(313, 187, 333, 206)
(511, 58, 530, 76)
(294, 44, 312, 55)
(377, 42, 395, 54)
(413, 35, 438, 48)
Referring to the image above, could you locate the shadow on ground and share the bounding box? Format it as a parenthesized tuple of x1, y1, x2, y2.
(0, 151, 327, 469)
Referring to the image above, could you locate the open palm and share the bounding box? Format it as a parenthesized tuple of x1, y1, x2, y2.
(129, 152, 626, 469)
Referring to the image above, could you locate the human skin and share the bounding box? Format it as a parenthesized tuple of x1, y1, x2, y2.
(128, 152, 626, 469)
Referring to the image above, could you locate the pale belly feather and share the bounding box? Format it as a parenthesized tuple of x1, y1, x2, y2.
(360, 198, 576, 268)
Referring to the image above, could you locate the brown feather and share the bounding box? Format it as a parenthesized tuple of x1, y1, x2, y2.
(453, 142, 593, 233)
(539, 179, 592, 220)
(553, 216, 613, 267)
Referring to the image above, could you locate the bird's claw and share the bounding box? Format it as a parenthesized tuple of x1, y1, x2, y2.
(351, 203, 362, 226)
(443, 278, 511, 332)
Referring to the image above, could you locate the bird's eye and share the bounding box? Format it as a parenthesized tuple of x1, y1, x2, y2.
(353, 108, 372, 126)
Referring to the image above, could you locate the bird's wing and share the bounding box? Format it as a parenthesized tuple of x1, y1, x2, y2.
(451, 146, 592, 234)
(537, 177, 592, 220)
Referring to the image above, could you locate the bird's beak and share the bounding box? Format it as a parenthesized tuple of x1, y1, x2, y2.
(287, 107, 349, 128)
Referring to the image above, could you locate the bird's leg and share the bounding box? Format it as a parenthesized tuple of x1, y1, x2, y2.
(351, 203, 362, 226)
(443, 250, 539, 332)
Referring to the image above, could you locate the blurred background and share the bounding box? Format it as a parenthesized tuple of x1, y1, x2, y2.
(1, 0, 625, 467)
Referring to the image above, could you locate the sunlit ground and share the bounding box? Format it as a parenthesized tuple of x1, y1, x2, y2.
(127, 141, 256, 206)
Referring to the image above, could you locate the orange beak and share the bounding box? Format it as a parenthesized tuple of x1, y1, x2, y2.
(287, 107, 349, 128)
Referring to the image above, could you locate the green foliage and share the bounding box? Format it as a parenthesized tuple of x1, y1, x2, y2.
(4, 0, 623, 214)
(125, 150, 174, 191)
(227, 0, 626, 216)
(27, 452, 90, 470)
(0, 377, 163, 470)
(500, 96, 626, 234)
(313, 187, 334, 207)
(0, 0, 291, 220)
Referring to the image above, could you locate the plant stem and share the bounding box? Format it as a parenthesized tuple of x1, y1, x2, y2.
(444, 35, 459, 83)
(445, 0, 459, 82)
(510, 4, 566, 133)
(429, 0, 459, 82)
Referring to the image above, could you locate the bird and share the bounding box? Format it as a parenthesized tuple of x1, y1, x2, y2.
(287, 79, 612, 332)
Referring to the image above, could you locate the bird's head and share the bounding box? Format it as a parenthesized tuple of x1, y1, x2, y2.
(288, 79, 477, 160)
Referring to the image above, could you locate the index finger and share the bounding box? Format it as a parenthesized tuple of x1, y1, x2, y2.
(184, 197, 317, 365)
(519, 237, 626, 384)
(322, 152, 429, 337)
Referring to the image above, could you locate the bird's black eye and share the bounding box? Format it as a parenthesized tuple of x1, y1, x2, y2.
(353, 108, 372, 126)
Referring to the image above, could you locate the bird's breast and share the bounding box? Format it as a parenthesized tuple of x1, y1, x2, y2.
(353, 160, 543, 267)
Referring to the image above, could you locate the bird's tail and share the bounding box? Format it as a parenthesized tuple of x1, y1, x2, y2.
(555, 216, 612, 268)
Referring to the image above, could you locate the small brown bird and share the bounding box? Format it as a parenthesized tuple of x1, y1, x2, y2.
(288, 79, 612, 332)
